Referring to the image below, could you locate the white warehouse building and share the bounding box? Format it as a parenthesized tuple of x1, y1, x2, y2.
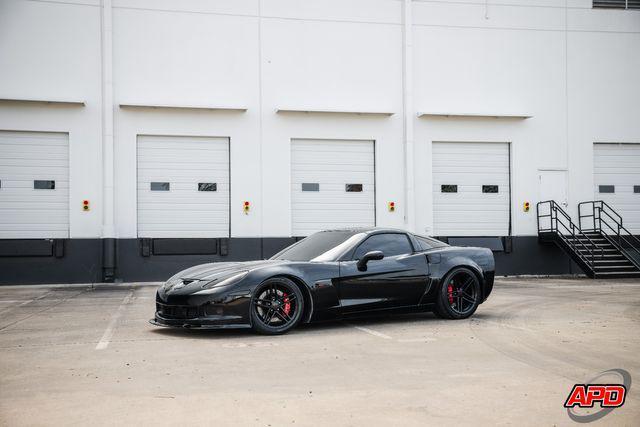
(0, 0, 639, 284)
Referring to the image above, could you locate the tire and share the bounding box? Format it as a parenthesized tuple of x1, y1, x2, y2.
(435, 267, 481, 320)
(250, 277, 304, 335)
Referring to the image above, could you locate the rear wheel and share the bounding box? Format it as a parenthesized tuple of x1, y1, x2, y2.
(250, 277, 304, 335)
(435, 267, 480, 319)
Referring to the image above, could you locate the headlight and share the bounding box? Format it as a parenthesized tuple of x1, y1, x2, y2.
(192, 271, 249, 295)
(162, 276, 182, 291)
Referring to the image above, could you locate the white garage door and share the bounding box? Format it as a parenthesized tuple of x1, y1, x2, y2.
(137, 135, 230, 238)
(0, 131, 69, 238)
(432, 142, 510, 236)
(291, 139, 375, 236)
(594, 143, 640, 233)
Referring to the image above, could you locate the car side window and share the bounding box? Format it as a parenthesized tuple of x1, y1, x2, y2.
(415, 235, 448, 250)
(353, 233, 413, 260)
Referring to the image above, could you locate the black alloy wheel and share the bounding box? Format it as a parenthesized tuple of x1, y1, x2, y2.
(251, 277, 304, 335)
(435, 267, 480, 319)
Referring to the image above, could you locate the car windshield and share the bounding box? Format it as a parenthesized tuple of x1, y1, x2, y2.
(271, 231, 364, 262)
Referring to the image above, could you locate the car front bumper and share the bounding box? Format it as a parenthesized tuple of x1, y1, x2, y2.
(150, 289, 252, 329)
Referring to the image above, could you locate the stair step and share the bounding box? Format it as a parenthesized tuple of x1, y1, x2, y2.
(566, 240, 610, 244)
(566, 242, 612, 247)
(575, 249, 624, 259)
(573, 245, 616, 251)
(576, 247, 618, 251)
(594, 265, 638, 271)
(566, 237, 607, 242)
(592, 260, 634, 265)
(565, 237, 610, 242)
(594, 271, 640, 278)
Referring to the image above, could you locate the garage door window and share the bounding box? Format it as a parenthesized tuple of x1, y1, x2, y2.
(345, 184, 363, 192)
(353, 233, 413, 259)
(301, 183, 320, 192)
(441, 185, 457, 193)
(482, 185, 499, 193)
(34, 180, 55, 190)
(599, 185, 615, 194)
(198, 183, 217, 192)
(635, 186, 640, 194)
(150, 182, 170, 191)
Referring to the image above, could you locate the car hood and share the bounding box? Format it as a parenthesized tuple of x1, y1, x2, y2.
(175, 260, 286, 282)
(160, 260, 287, 296)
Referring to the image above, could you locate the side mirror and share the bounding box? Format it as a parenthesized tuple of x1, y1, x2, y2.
(357, 250, 384, 271)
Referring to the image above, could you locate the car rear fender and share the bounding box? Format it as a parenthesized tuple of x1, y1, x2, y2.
(428, 255, 487, 302)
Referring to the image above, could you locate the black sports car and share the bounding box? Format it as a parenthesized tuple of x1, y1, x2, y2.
(150, 228, 495, 335)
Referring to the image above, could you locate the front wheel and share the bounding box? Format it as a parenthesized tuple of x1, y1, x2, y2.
(250, 277, 304, 335)
(435, 267, 481, 319)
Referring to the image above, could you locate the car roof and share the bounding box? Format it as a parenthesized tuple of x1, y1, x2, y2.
(320, 227, 410, 235)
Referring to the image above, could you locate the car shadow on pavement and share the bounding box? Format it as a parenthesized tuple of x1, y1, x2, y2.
(146, 310, 494, 339)
(148, 326, 256, 340)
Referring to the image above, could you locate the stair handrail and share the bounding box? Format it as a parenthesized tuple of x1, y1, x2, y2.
(579, 200, 640, 271)
(537, 200, 603, 269)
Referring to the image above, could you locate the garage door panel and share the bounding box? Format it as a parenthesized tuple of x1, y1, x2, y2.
(293, 141, 373, 151)
(432, 142, 510, 236)
(292, 178, 374, 187)
(137, 194, 230, 203)
(293, 165, 374, 174)
(594, 143, 640, 233)
(435, 205, 508, 213)
(1, 158, 69, 168)
(293, 193, 373, 201)
(0, 210, 68, 223)
(0, 131, 69, 238)
(137, 183, 229, 192)
(294, 204, 373, 213)
(291, 139, 375, 236)
(137, 135, 230, 238)
(292, 157, 374, 166)
(139, 159, 229, 168)
(0, 151, 68, 161)
(433, 210, 509, 220)
(139, 212, 229, 223)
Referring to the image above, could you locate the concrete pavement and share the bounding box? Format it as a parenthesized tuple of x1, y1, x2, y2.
(0, 277, 638, 426)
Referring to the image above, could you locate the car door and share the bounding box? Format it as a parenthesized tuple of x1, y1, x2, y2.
(335, 233, 430, 314)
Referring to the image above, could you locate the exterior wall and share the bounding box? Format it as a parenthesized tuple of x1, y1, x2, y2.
(0, 0, 103, 239)
(0, 0, 639, 283)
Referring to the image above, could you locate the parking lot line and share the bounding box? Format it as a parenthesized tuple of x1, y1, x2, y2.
(0, 290, 83, 331)
(95, 290, 134, 350)
(397, 338, 437, 343)
(350, 325, 392, 340)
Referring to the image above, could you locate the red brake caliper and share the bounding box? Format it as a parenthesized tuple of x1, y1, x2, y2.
(283, 292, 291, 316)
(447, 282, 454, 305)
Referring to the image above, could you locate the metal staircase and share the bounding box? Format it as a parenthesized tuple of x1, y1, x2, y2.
(537, 200, 640, 278)
(578, 201, 640, 278)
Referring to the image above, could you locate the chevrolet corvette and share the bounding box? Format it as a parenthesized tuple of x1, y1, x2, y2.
(150, 227, 495, 334)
